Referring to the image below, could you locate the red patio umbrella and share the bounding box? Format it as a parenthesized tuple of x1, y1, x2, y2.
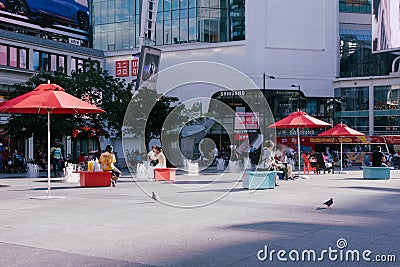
(319, 123, 365, 173)
(0, 82, 104, 198)
(268, 111, 331, 176)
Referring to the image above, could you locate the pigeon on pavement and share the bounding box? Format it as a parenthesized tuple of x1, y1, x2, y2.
(151, 192, 159, 201)
(323, 198, 333, 208)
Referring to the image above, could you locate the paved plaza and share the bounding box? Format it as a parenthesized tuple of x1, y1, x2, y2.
(1, 168, 400, 266)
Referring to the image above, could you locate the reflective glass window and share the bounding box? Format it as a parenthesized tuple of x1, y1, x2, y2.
(180, 18, 188, 43)
(19, 49, 27, 69)
(9, 47, 17, 67)
(50, 54, 57, 72)
(0, 45, 6, 66)
(33, 51, 40, 71)
(71, 58, 77, 74)
(58, 55, 66, 72)
(41, 52, 49, 72)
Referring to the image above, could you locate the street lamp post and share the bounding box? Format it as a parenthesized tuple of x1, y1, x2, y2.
(291, 84, 301, 111)
(263, 73, 275, 91)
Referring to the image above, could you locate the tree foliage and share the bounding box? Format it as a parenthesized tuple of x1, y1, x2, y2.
(123, 88, 184, 147)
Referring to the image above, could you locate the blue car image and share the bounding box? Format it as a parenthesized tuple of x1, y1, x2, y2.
(0, 0, 89, 31)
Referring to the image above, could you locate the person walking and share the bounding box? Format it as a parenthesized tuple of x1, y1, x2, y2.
(99, 145, 122, 187)
(50, 142, 63, 177)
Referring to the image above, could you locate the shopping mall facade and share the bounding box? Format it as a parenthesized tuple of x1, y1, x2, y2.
(1, 0, 400, 160)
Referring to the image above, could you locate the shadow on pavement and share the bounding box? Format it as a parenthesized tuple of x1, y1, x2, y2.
(342, 186, 400, 193)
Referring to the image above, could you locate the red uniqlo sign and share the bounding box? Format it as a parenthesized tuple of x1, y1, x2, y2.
(115, 60, 129, 77)
(131, 59, 139, 77)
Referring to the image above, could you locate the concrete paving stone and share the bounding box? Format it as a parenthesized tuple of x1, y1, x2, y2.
(1, 168, 400, 266)
(0, 242, 155, 267)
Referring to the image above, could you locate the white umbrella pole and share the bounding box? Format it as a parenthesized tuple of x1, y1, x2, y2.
(47, 110, 51, 198)
(297, 127, 301, 176)
(340, 141, 343, 173)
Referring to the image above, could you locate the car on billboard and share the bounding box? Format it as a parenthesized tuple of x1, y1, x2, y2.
(0, 0, 89, 31)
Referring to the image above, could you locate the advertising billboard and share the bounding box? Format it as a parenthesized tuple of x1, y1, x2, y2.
(372, 0, 400, 53)
(0, 0, 89, 32)
(135, 46, 162, 91)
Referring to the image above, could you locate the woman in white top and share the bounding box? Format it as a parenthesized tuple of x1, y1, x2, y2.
(155, 146, 166, 168)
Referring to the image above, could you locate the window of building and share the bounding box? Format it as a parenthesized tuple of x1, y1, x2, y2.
(92, 0, 245, 51)
(334, 87, 370, 133)
(374, 86, 400, 110)
(71, 57, 86, 74)
(19, 49, 27, 69)
(0, 45, 7, 66)
(373, 86, 400, 134)
(9, 47, 17, 67)
(0, 44, 28, 69)
(339, 0, 371, 14)
(33, 50, 67, 73)
(71, 57, 77, 73)
(339, 29, 395, 78)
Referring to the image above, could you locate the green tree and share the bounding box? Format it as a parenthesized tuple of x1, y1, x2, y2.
(123, 88, 183, 148)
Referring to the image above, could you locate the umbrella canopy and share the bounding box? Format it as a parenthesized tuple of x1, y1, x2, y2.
(318, 123, 364, 137)
(0, 83, 104, 114)
(268, 111, 331, 177)
(319, 123, 365, 173)
(268, 111, 331, 129)
(0, 82, 105, 198)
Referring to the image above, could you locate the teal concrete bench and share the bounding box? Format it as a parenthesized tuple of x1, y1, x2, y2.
(242, 171, 282, 189)
(363, 167, 393, 180)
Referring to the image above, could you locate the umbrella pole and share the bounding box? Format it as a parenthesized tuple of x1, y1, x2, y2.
(340, 142, 343, 173)
(297, 127, 301, 176)
(47, 110, 51, 198)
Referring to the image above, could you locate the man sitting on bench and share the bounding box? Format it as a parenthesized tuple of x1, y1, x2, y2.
(372, 146, 387, 167)
(99, 145, 122, 187)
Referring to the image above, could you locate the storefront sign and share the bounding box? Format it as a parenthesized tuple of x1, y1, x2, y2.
(115, 60, 129, 77)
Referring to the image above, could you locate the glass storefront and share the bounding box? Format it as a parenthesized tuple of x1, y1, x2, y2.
(374, 86, 400, 134)
(334, 87, 369, 133)
(92, 0, 245, 51)
(335, 85, 400, 135)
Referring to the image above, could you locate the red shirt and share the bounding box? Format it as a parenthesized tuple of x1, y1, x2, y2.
(77, 155, 86, 163)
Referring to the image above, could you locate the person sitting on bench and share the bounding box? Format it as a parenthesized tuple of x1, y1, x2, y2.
(99, 145, 122, 187)
(372, 146, 387, 167)
(154, 146, 166, 168)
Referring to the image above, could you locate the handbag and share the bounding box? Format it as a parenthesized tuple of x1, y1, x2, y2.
(150, 158, 159, 167)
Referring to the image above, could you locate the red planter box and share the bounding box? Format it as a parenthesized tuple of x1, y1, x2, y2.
(154, 168, 177, 181)
(78, 171, 112, 187)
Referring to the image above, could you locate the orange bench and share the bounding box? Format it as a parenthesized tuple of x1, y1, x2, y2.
(75, 171, 112, 187)
(154, 168, 177, 181)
